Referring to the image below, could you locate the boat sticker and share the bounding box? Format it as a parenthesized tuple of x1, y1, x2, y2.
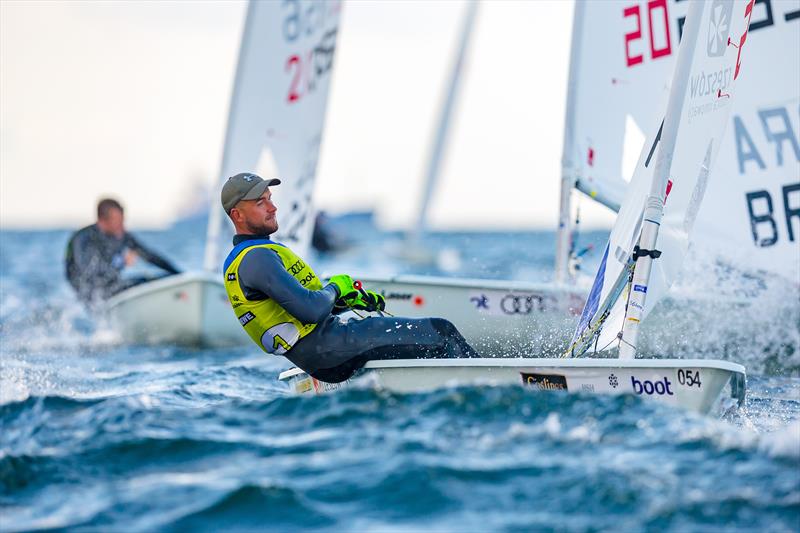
(608, 374, 619, 388)
(633, 284, 647, 293)
(677, 369, 702, 388)
(500, 294, 545, 315)
(295, 378, 312, 394)
(312, 377, 348, 393)
(470, 294, 489, 309)
(381, 291, 413, 301)
(630, 376, 674, 396)
(521, 373, 568, 391)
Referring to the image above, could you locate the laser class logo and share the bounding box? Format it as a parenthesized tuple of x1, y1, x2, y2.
(707, 0, 734, 57)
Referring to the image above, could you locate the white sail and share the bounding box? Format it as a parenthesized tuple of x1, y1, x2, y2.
(566, 0, 675, 212)
(565, 0, 799, 282)
(204, 0, 342, 270)
(692, 0, 800, 282)
(412, 1, 479, 241)
(570, 0, 755, 356)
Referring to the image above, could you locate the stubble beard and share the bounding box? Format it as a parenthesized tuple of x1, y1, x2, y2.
(244, 217, 278, 236)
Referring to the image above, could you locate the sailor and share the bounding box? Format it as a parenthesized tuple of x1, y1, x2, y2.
(221, 173, 477, 383)
(65, 198, 181, 306)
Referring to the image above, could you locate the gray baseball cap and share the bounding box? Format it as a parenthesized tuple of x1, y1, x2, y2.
(221, 173, 281, 214)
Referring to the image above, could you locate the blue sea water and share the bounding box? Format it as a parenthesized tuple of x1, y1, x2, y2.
(1, 225, 799, 532)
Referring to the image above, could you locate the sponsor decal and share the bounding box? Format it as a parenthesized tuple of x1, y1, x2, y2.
(470, 294, 489, 309)
(500, 294, 545, 315)
(629, 301, 644, 311)
(707, 0, 733, 57)
(238, 311, 256, 326)
(631, 376, 674, 396)
(298, 272, 316, 286)
(633, 284, 648, 293)
(232, 295, 240, 302)
(521, 373, 568, 391)
(608, 374, 619, 388)
(677, 368, 702, 388)
(312, 377, 348, 393)
(288, 259, 306, 276)
(381, 291, 413, 301)
(227, 273, 236, 281)
(581, 384, 595, 393)
(232, 303, 243, 309)
(295, 378, 312, 394)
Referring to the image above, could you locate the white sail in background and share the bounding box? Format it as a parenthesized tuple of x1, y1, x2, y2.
(412, 1, 479, 241)
(566, 0, 799, 282)
(204, 0, 342, 270)
(692, 0, 799, 282)
(566, 0, 675, 211)
(570, 0, 755, 356)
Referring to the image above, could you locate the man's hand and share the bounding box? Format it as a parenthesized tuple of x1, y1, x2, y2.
(351, 290, 386, 312)
(124, 249, 138, 267)
(327, 274, 358, 307)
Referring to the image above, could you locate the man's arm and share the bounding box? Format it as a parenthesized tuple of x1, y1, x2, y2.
(238, 248, 337, 324)
(126, 234, 180, 274)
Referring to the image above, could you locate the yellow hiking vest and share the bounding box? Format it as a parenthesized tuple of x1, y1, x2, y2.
(223, 239, 322, 355)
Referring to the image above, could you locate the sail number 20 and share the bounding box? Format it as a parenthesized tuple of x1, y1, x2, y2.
(624, 0, 673, 67)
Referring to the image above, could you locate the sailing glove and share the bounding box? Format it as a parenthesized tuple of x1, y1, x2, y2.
(352, 290, 386, 312)
(328, 274, 359, 307)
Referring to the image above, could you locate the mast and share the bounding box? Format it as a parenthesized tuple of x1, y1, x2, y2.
(203, 2, 255, 272)
(617, 0, 703, 359)
(554, 0, 585, 284)
(411, 0, 479, 241)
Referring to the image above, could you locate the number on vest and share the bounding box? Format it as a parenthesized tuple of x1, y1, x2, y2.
(261, 322, 300, 355)
(273, 335, 292, 352)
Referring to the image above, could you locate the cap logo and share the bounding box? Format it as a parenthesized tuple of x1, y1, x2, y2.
(243, 174, 254, 182)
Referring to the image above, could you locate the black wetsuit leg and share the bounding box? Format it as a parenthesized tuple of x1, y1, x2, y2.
(285, 315, 478, 383)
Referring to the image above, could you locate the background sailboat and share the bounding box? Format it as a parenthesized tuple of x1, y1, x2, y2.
(106, 0, 342, 346)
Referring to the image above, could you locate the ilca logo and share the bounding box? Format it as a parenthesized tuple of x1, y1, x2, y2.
(470, 294, 489, 309)
(707, 0, 733, 57)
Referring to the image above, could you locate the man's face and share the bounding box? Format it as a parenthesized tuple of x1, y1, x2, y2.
(97, 208, 125, 239)
(231, 189, 279, 235)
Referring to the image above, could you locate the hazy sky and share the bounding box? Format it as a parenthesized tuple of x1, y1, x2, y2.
(0, 0, 616, 230)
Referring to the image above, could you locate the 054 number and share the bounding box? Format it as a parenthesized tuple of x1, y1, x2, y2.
(677, 368, 702, 388)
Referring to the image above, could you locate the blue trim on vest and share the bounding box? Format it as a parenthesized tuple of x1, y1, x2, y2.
(223, 238, 284, 273)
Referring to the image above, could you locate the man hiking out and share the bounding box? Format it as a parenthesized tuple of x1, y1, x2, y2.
(221, 172, 477, 383)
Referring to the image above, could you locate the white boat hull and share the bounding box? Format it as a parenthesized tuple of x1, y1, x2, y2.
(356, 275, 751, 359)
(105, 271, 249, 347)
(279, 358, 746, 415)
(358, 275, 586, 356)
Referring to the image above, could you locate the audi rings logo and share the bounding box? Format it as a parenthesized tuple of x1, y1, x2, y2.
(500, 294, 545, 315)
